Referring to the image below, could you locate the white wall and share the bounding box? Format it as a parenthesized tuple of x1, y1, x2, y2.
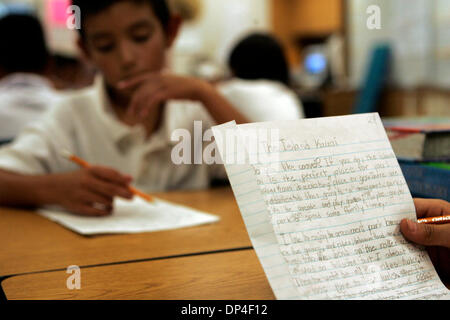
(203, 0, 271, 65)
(432, 0, 450, 87)
(172, 0, 271, 73)
(348, 0, 434, 88)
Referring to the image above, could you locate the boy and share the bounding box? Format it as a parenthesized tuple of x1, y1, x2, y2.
(0, 0, 247, 216)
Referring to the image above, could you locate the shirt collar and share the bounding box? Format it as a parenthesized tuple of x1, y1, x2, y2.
(0, 73, 53, 89)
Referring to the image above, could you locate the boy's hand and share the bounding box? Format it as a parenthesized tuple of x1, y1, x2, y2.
(117, 73, 211, 120)
(400, 198, 450, 285)
(48, 166, 134, 217)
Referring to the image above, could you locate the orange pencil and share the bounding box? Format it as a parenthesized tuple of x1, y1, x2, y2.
(417, 215, 450, 225)
(60, 150, 153, 202)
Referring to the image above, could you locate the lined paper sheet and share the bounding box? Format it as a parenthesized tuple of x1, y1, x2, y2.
(213, 114, 450, 300)
(38, 197, 219, 235)
(212, 121, 299, 300)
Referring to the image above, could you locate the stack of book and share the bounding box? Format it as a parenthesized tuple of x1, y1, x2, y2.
(383, 117, 450, 201)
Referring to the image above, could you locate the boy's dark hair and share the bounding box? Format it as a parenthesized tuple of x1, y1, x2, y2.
(228, 33, 290, 86)
(72, 0, 171, 38)
(0, 13, 50, 74)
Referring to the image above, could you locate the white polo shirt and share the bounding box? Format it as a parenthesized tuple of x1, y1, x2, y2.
(218, 79, 304, 123)
(0, 73, 61, 140)
(0, 77, 226, 192)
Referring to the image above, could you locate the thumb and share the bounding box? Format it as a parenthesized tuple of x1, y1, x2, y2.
(400, 219, 450, 248)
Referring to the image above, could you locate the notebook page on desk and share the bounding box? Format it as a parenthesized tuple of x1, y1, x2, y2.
(38, 197, 219, 235)
(213, 114, 450, 300)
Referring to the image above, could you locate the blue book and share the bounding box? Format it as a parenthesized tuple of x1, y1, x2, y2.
(399, 161, 450, 201)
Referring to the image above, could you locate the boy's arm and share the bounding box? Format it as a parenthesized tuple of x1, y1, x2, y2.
(0, 169, 51, 208)
(0, 168, 134, 216)
(0, 101, 134, 216)
(118, 74, 250, 125)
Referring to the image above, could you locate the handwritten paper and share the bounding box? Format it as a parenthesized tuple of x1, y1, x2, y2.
(212, 113, 450, 300)
(38, 197, 219, 235)
(213, 120, 299, 299)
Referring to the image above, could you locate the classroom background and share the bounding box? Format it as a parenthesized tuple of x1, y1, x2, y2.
(0, 0, 449, 200)
(1, 0, 450, 117)
(0, 0, 449, 301)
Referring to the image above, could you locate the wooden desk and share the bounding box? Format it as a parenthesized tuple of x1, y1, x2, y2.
(0, 187, 252, 277)
(2, 249, 275, 300)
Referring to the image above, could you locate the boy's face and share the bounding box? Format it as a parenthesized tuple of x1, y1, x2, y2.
(80, 2, 172, 95)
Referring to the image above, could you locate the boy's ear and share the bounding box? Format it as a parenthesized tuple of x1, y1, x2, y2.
(165, 15, 183, 48)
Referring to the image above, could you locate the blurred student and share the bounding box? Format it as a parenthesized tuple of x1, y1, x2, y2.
(0, 13, 60, 143)
(218, 33, 304, 123)
(0, 0, 247, 217)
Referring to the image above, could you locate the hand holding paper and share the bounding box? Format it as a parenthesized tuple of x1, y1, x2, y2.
(212, 113, 450, 300)
(401, 198, 450, 285)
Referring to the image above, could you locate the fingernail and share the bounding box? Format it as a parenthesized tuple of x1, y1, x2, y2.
(407, 219, 417, 232)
